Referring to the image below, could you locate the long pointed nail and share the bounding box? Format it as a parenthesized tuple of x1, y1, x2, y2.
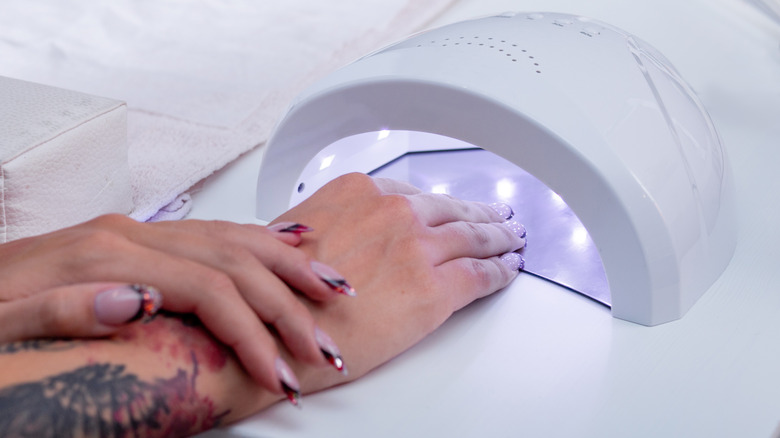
(504, 220, 527, 247)
(275, 358, 302, 408)
(489, 202, 514, 220)
(500, 252, 525, 271)
(315, 327, 348, 376)
(310, 261, 356, 297)
(267, 222, 314, 233)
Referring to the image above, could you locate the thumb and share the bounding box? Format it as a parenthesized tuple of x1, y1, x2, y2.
(0, 283, 163, 343)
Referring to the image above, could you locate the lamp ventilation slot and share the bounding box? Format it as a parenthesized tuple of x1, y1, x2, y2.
(415, 36, 541, 74)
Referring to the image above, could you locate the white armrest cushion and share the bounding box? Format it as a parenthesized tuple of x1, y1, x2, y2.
(1, 76, 132, 242)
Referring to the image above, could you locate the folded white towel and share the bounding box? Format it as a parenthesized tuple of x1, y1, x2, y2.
(0, 0, 454, 223)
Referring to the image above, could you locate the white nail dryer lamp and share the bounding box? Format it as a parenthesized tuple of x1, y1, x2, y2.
(256, 12, 735, 326)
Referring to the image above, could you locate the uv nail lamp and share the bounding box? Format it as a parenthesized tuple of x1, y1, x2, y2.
(256, 12, 736, 326)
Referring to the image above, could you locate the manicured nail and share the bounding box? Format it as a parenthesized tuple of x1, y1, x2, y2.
(500, 252, 525, 271)
(489, 202, 514, 220)
(315, 327, 348, 376)
(267, 222, 314, 233)
(95, 284, 163, 325)
(504, 220, 527, 246)
(275, 357, 302, 408)
(310, 261, 356, 297)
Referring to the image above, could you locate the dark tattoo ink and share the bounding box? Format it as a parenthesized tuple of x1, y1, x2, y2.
(0, 339, 78, 355)
(0, 353, 229, 437)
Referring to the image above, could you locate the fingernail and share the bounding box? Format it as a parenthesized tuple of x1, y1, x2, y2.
(310, 261, 356, 297)
(275, 357, 302, 408)
(504, 220, 527, 245)
(500, 252, 525, 271)
(315, 327, 348, 376)
(489, 202, 514, 220)
(267, 222, 314, 233)
(95, 284, 163, 325)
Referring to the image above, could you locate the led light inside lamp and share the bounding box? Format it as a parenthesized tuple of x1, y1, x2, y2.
(256, 12, 736, 326)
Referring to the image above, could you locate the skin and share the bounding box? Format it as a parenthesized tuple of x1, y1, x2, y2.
(0, 173, 525, 436)
(0, 212, 346, 395)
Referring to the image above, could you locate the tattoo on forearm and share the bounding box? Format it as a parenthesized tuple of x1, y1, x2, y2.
(0, 339, 78, 355)
(0, 353, 229, 437)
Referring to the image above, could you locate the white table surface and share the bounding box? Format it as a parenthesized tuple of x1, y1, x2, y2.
(192, 0, 780, 436)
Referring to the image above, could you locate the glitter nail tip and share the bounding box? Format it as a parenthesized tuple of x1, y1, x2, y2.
(504, 220, 527, 241)
(268, 222, 314, 233)
(282, 382, 302, 409)
(489, 202, 515, 220)
(311, 261, 357, 296)
(322, 350, 349, 376)
(275, 358, 302, 408)
(500, 252, 525, 271)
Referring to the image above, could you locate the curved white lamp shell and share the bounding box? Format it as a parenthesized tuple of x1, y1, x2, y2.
(256, 12, 736, 326)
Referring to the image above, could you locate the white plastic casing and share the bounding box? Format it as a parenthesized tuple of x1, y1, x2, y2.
(256, 12, 736, 326)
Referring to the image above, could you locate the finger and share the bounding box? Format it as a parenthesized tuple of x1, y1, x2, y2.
(436, 254, 523, 313)
(408, 193, 508, 226)
(123, 221, 337, 365)
(426, 220, 527, 265)
(151, 220, 342, 302)
(372, 177, 423, 195)
(0, 283, 158, 342)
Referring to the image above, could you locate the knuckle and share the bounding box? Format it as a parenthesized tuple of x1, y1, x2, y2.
(469, 258, 494, 289)
(381, 193, 416, 218)
(213, 244, 255, 269)
(464, 222, 491, 246)
(39, 295, 80, 334)
(63, 229, 131, 273)
(332, 172, 376, 194)
(196, 269, 237, 298)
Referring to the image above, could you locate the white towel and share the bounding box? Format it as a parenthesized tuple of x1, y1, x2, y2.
(0, 0, 455, 222)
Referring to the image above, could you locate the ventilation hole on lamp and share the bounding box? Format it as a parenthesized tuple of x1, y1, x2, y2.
(297, 183, 305, 193)
(413, 37, 541, 73)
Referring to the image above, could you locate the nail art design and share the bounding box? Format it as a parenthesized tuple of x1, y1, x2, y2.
(129, 284, 163, 323)
(310, 261, 356, 297)
(500, 252, 525, 271)
(315, 327, 348, 376)
(504, 220, 527, 244)
(267, 222, 314, 233)
(489, 202, 514, 220)
(275, 358, 302, 408)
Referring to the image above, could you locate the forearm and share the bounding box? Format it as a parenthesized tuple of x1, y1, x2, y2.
(0, 314, 280, 437)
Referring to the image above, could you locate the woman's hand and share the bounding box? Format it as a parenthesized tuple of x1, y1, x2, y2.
(269, 173, 527, 392)
(0, 215, 353, 400)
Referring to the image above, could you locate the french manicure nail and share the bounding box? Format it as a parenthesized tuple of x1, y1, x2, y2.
(315, 327, 348, 376)
(275, 357, 302, 408)
(310, 261, 356, 297)
(489, 202, 514, 220)
(500, 252, 525, 271)
(95, 284, 163, 325)
(267, 222, 314, 233)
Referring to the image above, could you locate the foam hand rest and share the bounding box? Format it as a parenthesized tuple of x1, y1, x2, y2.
(256, 12, 735, 326)
(0, 76, 132, 242)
